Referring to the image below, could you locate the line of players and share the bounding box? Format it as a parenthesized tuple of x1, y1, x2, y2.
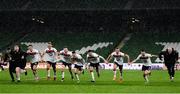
(0, 42, 179, 83)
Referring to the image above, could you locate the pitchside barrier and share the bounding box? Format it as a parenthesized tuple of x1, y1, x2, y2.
(2, 62, 180, 70)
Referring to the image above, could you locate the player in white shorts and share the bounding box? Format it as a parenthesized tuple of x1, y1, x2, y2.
(42, 42, 58, 80)
(71, 51, 85, 83)
(108, 48, 130, 81)
(59, 48, 73, 81)
(26, 45, 41, 80)
(131, 50, 157, 83)
(86, 50, 107, 82)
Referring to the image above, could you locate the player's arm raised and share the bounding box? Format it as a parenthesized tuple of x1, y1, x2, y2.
(131, 55, 140, 63)
(99, 55, 108, 64)
(41, 50, 46, 62)
(85, 55, 89, 68)
(54, 50, 58, 60)
(80, 55, 85, 64)
(106, 55, 112, 64)
(151, 54, 158, 57)
(125, 53, 130, 64)
(81, 58, 85, 65)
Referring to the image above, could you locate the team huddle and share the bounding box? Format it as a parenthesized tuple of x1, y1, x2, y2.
(0, 42, 179, 84)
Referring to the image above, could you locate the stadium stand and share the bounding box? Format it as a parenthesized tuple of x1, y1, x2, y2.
(21, 29, 126, 57)
(155, 42, 180, 54)
(0, 30, 28, 51)
(121, 31, 180, 61)
(132, 0, 180, 9)
(1, 0, 180, 60)
(0, 0, 128, 10)
(21, 42, 113, 55)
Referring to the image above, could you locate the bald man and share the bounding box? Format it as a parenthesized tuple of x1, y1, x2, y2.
(159, 48, 179, 82)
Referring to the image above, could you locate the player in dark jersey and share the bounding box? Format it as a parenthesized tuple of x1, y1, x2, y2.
(159, 48, 179, 82)
(9, 45, 27, 82)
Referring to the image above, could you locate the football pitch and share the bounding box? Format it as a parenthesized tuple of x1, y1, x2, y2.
(0, 69, 180, 93)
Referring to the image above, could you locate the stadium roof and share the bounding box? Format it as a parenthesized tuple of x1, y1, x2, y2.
(1, 0, 180, 11)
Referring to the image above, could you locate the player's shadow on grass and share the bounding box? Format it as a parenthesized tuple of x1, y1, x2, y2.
(0, 80, 180, 86)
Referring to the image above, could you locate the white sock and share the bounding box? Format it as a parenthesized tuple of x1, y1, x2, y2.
(171, 77, 174, 80)
(16, 69, 20, 80)
(91, 72, 95, 81)
(17, 74, 20, 80)
(76, 74, 79, 81)
(17, 77, 20, 81)
(47, 70, 50, 77)
(62, 71, 65, 79)
(145, 75, 149, 82)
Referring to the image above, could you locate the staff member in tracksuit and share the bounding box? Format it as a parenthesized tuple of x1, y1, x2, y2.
(9, 45, 27, 82)
(159, 48, 179, 82)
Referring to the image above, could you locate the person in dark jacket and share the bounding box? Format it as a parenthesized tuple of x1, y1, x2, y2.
(159, 48, 179, 82)
(8, 45, 27, 82)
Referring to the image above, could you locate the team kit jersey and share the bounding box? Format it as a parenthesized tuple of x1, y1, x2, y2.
(71, 53, 84, 66)
(86, 53, 101, 64)
(135, 53, 152, 66)
(27, 49, 41, 63)
(111, 52, 125, 65)
(43, 47, 57, 63)
(59, 50, 72, 63)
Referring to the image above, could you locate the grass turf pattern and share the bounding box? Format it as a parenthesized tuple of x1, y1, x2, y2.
(0, 69, 180, 93)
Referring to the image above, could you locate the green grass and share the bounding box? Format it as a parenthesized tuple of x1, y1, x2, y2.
(0, 69, 180, 93)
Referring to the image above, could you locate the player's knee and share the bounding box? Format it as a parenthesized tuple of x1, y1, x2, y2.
(61, 66, 65, 69)
(144, 71, 148, 75)
(15, 67, 20, 72)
